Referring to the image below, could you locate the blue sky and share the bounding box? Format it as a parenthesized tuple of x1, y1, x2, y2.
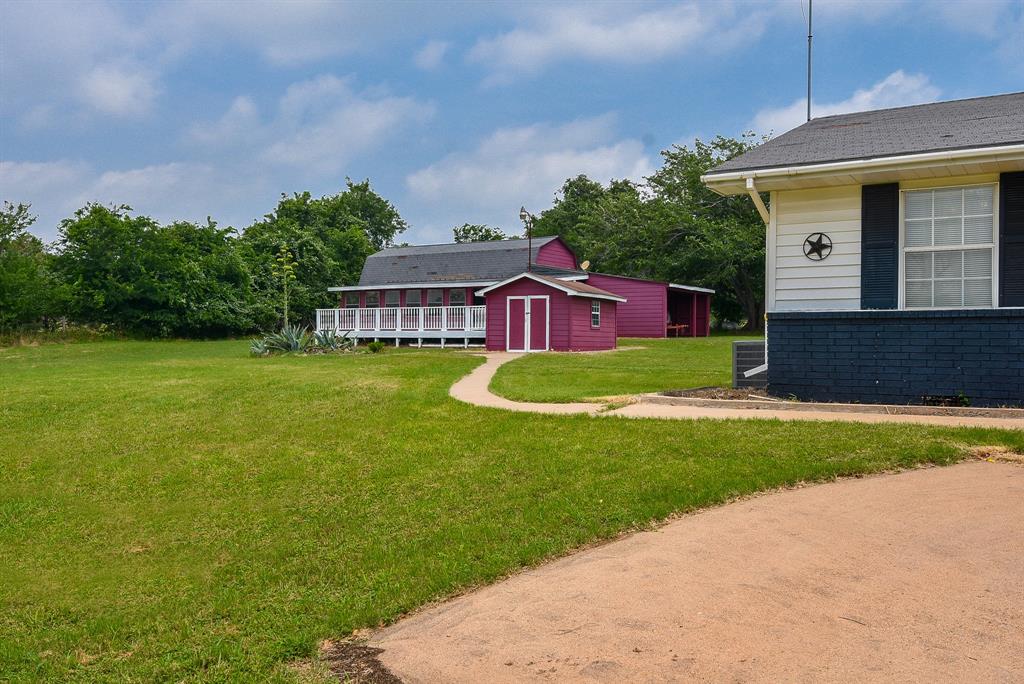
(2, 0, 1022, 244)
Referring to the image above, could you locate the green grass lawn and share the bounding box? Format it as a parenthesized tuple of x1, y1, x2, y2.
(491, 335, 760, 402)
(2, 340, 1022, 682)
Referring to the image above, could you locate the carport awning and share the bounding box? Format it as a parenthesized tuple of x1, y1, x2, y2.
(669, 283, 715, 295)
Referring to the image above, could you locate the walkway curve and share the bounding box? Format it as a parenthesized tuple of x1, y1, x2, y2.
(452, 352, 1024, 429)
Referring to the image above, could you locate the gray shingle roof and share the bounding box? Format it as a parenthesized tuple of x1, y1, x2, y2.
(358, 237, 585, 285)
(706, 92, 1024, 176)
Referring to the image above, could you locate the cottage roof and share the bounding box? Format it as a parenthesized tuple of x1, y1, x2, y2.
(706, 92, 1024, 177)
(357, 237, 585, 286)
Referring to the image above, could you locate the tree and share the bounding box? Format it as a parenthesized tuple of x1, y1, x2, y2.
(0, 202, 55, 330)
(54, 204, 154, 329)
(648, 135, 767, 330)
(529, 136, 767, 330)
(54, 204, 257, 336)
(330, 178, 407, 251)
(239, 185, 388, 328)
(452, 223, 509, 243)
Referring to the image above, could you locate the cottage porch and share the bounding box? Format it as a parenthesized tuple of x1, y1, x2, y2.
(315, 305, 487, 346)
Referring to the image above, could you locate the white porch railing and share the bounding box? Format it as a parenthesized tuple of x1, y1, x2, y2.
(316, 306, 486, 334)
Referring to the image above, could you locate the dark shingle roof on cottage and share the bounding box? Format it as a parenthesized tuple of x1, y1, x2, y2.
(706, 92, 1024, 175)
(358, 237, 584, 285)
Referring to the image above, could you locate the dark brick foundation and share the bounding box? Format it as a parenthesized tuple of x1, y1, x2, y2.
(767, 309, 1024, 407)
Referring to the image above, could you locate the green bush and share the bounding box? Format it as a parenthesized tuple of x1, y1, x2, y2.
(367, 340, 386, 354)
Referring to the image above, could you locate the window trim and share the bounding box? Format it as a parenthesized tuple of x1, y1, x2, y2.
(590, 300, 601, 328)
(898, 182, 999, 311)
(448, 288, 467, 307)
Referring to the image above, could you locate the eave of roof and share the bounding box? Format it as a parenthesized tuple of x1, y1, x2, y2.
(474, 272, 627, 302)
(702, 143, 1024, 196)
(668, 283, 716, 295)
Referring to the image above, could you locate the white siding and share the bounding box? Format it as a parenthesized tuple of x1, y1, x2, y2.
(771, 186, 861, 311)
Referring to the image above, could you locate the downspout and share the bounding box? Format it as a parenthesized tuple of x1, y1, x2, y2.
(744, 177, 770, 379)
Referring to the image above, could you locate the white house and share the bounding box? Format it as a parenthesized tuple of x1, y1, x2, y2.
(703, 92, 1024, 407)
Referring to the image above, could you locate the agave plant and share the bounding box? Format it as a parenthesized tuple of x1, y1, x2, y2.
(249, 337, 270, 356)
(265, 324, 311, 353)
(313, 328, 341, 350)
(314, 328, 357, 352)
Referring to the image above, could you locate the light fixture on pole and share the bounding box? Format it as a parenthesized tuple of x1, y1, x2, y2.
(520, 206, 533, 273)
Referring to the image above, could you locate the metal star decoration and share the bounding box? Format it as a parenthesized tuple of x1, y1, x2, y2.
(803, 233, 832, 261)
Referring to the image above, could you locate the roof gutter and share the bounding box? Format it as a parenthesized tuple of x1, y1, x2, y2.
(701, 142, 1024, 194)
(328, 280, 494, 292)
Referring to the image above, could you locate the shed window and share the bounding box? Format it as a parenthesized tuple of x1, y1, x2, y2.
(903, 185, 995, 309)
(591, 300, 601, 328)
(448, 289, 466, 306)
(344, 292, 359, 308)
(405, 289, 421, 307)
(426, 289, 443, 306)
(384, 290, 400, 308)
(365, 291, 380, 308)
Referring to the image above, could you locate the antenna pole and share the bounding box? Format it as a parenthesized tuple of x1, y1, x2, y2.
(527, 220, 532, 273)
(806, 0, 813, 122)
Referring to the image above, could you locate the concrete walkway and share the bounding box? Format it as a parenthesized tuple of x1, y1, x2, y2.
(452, 352, 1024, 429)
(371, 461, 1024, 682)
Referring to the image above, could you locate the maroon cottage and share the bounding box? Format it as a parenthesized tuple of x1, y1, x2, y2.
(317, 237, 712, 351)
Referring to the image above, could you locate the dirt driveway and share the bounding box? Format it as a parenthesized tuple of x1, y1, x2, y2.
(370, 461, 1024, 683)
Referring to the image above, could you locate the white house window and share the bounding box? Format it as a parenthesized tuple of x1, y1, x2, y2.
(344, 292, 359, 308)
(384, 290, 400, 308)
(405, 289, 421, 307)
(426, 289, 443, 306)
(448, 289, 466, 306)
(591, 300, 601, 327)
(904, 185, 995, 309)
(365, 291, 380, 308)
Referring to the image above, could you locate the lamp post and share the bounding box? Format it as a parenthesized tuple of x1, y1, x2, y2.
(520, 206, 533, 273)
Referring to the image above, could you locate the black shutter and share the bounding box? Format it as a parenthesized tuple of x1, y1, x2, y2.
(999, 171, 1024, 308)
(860, 183, 899, 309)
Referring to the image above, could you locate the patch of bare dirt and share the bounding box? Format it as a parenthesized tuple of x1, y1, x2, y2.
(319, 639, 402, 683)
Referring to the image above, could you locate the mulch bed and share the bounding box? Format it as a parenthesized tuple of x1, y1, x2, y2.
(662, 386, 778, 401)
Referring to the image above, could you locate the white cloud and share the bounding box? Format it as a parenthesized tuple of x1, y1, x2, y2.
(469, 3, 765, 82)
(77, 64, 160, 117)
(188, 74, 434, 175)
(751, 70, 942, 135)
(406, 114, 653, 228)
(414, 40, 450, 70)
(0, 159, 263, 239)
(187, 96, 261, 147)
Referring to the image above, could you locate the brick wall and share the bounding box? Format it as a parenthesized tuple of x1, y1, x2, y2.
(767, 310, 1024, 407)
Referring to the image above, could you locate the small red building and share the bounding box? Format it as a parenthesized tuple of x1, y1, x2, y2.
(316, 237, 712, 348)
(476, 273, 625, 352)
